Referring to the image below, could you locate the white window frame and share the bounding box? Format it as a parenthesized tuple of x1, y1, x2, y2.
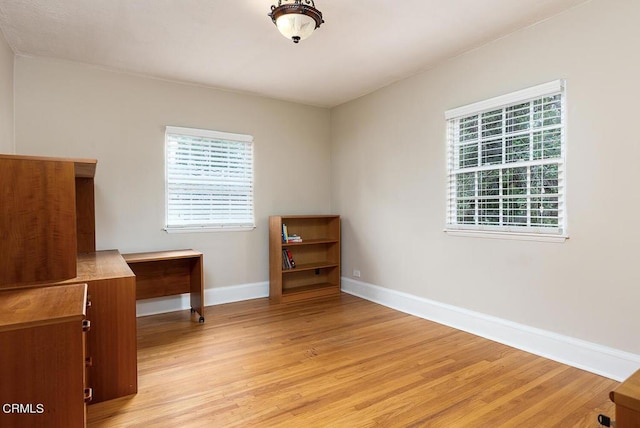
(164, 126, 255, 233)
(445, 80, 567, 243)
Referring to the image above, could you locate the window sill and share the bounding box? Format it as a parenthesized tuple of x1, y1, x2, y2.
(164, 225, 256, 234)
(444, 229, 568, 243)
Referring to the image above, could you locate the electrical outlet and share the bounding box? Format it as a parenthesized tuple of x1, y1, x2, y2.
(353, 269, 361, 278)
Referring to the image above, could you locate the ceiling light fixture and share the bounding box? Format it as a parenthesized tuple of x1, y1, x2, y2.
(268, 0, 324, 44)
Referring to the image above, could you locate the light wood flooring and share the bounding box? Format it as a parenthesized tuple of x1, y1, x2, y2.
(87, 293, 617, 427)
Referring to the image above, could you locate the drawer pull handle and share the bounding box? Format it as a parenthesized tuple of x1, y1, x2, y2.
(84, 388, 93, 403)
(86, 300, 92, 308)
(82, 320, 91, 332)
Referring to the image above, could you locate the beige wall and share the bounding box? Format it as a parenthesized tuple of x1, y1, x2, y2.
(14, 57, 332, 289)
(331, 0, 640, 354)
(0, 30, 13, 153)
(10, 0, 639, 357)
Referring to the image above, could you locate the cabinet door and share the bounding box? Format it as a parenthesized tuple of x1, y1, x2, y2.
(0, 157, 77, 287)
(0, 322, 85, 428)
(86, 277, 138, 403)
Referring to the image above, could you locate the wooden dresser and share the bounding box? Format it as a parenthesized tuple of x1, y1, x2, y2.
(0, 284, 89, 428)
(610, 369, 640, 427)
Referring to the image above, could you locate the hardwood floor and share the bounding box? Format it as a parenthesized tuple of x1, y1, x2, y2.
(87, 293, 617, 427)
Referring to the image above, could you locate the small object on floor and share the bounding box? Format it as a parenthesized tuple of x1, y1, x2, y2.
(598, 413, 611, 427)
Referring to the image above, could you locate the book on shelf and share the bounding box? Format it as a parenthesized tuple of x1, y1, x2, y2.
(281, 223, 289, 243)
(285, 248, 296, 268)
(287, 234, 302, 243)
(282, 248, 296, 270)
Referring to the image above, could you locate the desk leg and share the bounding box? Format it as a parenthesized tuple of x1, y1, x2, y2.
(189, 255, 205, 322)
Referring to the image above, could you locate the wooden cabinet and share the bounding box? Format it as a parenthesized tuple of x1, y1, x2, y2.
(0, 154, 136, 422)
(0, 155, 135, 404)
(610, 369, 640, 427)
(269, 215, 341, 303)
(123, 250, 205, 322)
(0, 284, 89, 428)
(0, 156, 77, 286)
(0, 155, 97, 288)
(57, 251, 138, 403)
(73, 160, 98, 253)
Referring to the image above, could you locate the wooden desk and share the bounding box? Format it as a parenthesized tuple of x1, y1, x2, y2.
(57, 251, 138, 404)
(122, 250, 205, 323)
(611, 369, 640, 427)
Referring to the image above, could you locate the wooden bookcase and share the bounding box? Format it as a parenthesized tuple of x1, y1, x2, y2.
(269, 215, 340, 303)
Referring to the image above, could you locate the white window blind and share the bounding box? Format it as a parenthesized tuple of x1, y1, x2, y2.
(165, 126, 254, 232)
(445, 80, 566, 238)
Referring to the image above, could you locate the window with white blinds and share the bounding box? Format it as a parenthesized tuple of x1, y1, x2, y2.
(165, 126, 254, 232)
(445, 80, 566, 239)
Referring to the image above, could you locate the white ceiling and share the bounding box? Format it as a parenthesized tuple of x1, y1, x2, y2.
(0, 0, 588, 108)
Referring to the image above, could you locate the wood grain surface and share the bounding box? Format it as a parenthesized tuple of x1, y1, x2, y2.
(87, 293, 617, 427)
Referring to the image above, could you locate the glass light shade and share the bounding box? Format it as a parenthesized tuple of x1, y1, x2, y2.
(275, 13, 316, 42)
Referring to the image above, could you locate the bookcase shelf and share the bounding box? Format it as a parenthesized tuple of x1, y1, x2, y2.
(282, 261, 339, 273)
(284, 238, 338, 246)
(269, 215, 341, 303)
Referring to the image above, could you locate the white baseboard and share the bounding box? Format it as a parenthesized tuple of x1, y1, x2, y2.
(135, 281, 269, 318)
(341, 277, 640, 382)
(135, 276, 639, 381)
